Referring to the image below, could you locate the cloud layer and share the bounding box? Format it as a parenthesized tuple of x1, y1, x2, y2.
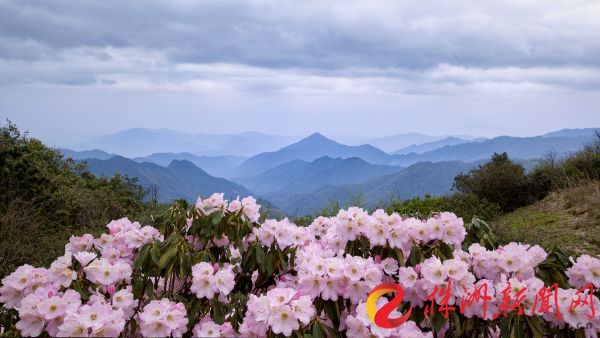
(1, 0, 600, 94)
(1, 0, 599, 144)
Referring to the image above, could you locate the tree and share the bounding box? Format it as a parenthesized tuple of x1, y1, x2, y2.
(453, 152, 530, 212)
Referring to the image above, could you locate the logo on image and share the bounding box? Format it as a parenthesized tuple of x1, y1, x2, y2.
(366, 283, 413, 329)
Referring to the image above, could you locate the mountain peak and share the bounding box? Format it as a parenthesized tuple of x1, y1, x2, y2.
(305, 132, 328, 141)
(168, 159, 201, 170)
(278, 132, 336, 151)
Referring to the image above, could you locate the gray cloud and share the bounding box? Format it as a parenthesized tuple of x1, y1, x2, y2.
(0, 0, 599, 144)
(1, 1, 600, 76)
(7, 1, 600, 68)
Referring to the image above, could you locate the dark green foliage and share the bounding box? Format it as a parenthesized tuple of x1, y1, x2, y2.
(453, 152, 532, 212)
(386, 195, 448, 218)
(0, 122, 147, 277)
(462, 218, 499, 250)
(530, 132, 600, 191)
(443, 193, 503, 222)
(386, 194, 502, 223)
(451, 135, 600, 217)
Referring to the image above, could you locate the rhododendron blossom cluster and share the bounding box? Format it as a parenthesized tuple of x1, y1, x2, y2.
(138, 299, 188, 337)
(1, 192, 599, 337)
(239, 287, 314, 336)
(190, 262, 236, 299)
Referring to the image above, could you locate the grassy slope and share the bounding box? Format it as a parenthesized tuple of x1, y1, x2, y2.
(492, 182, 600, 255)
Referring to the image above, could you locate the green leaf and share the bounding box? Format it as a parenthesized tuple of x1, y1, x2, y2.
(212, 212, 223, 225)
(408, 246, 422, 266)
(525, 316, 543, 338)
(179, 253, 191, 277)
(450, 312, 461, 336)
(438, 242, 454, 260)
(213, 299, 225, 324)
(145, 278, 154, 298)
(158, 246, 178, 269)
(200, 251, 211, 263)
(312, 322, 323, 338)
(186, 299, 203, 330)
(72, 280, 90, 301)
(255, 245, 265, 265)
(319, 322, 341, 338)
(163, 232, 178, 247)
(132, 277, 144, 299)
(431, 310, 447, 333)
(324, 301, 340, 328)
(150, 246, 160, 265)
(500, 312, 514, 338)
(134, 244, 150, 270)
(394, 248, 404, 266)
(266, 251, 276, 276)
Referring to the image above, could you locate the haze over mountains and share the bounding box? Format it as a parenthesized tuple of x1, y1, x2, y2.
(71, 128, 298, 157)
(276, 160, 484, 215)
(393, 137, 482, 155)
(230, 133, 394, 178)
(61, 127, 599, 216)
(387, 134, 594, 167)
(356, 133, 482, 153)
(133, 153, 246, 177)
(238, 156, 403, 196)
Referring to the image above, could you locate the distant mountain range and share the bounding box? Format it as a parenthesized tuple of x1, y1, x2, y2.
(237, 156, 403, 196)
(388, 135, 594, 167)
(541, 128, 599, 138)
(392, 137, 483, 155)
(61, 149, 245, 178)
(61, 127, 599, 216)
(274, 160, 483, 215)
(357, 132, 442, 152)
(230, 133, 393, 178)
(359, 133, 481, 152)
(71, 128, 298, 157)
(81, 156, 252, 203)
(229, 129, 596, 177)
(133, 153, 246, 177)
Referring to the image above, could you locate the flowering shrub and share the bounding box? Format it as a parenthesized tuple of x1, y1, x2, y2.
(1, 192, 599, 337)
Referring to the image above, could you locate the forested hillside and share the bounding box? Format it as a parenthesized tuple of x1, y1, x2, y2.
(0, 123, 149, 276)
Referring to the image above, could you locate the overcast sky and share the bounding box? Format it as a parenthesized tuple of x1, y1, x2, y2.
(1, 0, 599, 146)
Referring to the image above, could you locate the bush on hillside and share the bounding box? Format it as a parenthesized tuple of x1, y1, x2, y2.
(386, 193, 502, 222)
(531, 132, 600, 192)
(453, 152, 532, 212)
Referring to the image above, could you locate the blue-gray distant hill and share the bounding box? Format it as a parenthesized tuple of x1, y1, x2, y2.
(237, 156, 403, 196)
(133, 152, 246, 177)
(230, 131, 596, 177)
(392, 137, 484, 155)
(388, 135, 596, 167)
(231, 133, 393, 177)
(61, 149, 245, 178)
(277, 160, 483, 216)
(82, 156, 253, 203)
(359, 132, 442, 152)
(541, 128, 599, 138)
